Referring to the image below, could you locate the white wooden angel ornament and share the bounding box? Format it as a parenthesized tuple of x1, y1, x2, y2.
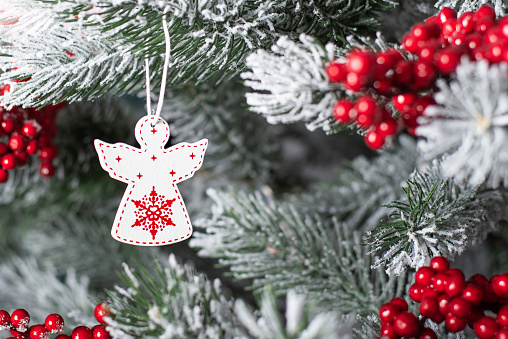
(94, 8, 208, 246)
(95, 116, 208, 246)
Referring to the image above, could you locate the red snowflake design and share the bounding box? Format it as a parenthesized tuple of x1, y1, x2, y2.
(131, 186, 176, 240)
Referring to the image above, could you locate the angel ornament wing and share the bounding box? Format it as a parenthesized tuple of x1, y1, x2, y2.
(94, 115, 208, 246)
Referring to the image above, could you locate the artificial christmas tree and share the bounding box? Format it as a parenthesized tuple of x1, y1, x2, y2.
(2, 1, 508, 338)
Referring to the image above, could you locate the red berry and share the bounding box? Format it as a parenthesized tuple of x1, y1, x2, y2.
(9, 135, 26, 152)
(379, 303, 401, 323)
(438, 293, 451, 314)
(0, 84, 11, 95)
(438, 7, 457, 24)
(25, 140, 38, 155)
(442, 18, 458, 38)
(430, 256, 449, 271)
(344, 72, 368, 91)
(2, 117, 17, 133)
(333, 100, 354, 123)
(393, 61, 413, 86)
(39, 145, 58, 162)
(476, 5, 496, 21)
(492, 274, 508, 297)
(94, 303, 115, 324)
(2, 153, 17, 170)
(487, 43, 506, 63)
(458, 11, 475, 34)
(355, 96, 377, 125)
(374, 51, 399, 78)
(377, 117, 398, 137)
(92, 325, 110, 339)
(418, 42, 439, 63)
(470, 274, 489, 286)
(409, 283, 424, 302)
(0, 169, 7, 183)
(71, 326, 92, 339)
(372, 78, 394, 95)
(468, 308, 485, 328)
(325, 62, 347, 83)
(499, 17, 508, 38)
(462, 284, 484, 305)
(392, 93, 417, 113)
(476, 17, 495, 33)
(364, 129, 385, 150)
(418, 328, 437, 339)
(44, 314, 64, 334)
(0, 310, 11, 329)
(421, 286, 439, 299)
(498, 305, 508, 326)
(430, 311, 445, 324)
(21, 123, 37, 139)
(380, 322, 398, 339)
(420, 296, 439, 318)
(464, 33, 484, 52)
(393, 312, 420, 338)
(30, 324, 49, 339)
(55, 336, 71, 339)
(412, 23, 431, 41)
(402, 33, 420, 54)
(431, 272, 449, 293)
(0, 143, 8, 156)
(446, 314, 467, 332)
(446, 273, 466, 297)
(11, 309, 30, 331)
(390, 298, 408, 312)
(40, 163, 55, 178)
(474, 316, 498, 339)
(436, 48, 462, 74)
(449, 297, 471, 318)
(497, 328, 508, 339)
(412, 60, 436, 90)
(346, 50, 375, 75)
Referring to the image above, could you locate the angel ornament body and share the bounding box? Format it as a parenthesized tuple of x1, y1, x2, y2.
(95, 115, 208, 246)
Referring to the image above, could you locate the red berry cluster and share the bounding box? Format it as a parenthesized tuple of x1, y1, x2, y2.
(0, 303, 114, 339)
(379, 297, 437, 339)
(379, 256, 508, 338)
(326, 4, 504, 150)
(0, 84, 62, 182)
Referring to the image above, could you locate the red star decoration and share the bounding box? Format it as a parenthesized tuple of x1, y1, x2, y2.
(151, 155, 157, 161)
(151, 127, 157, 134)
(137, 173, 143, 179)
(170, 170, 176, 176)
(115, 156, 122, 162)
(131, 186, 176, 240)
(190, 153, 195, 159)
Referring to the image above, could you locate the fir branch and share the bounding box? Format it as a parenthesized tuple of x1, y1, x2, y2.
(1, 0, 395, 107)
(162, 79, 279, 182)
(235, 288, 353, 339)
(0, 258, 96, 329)
(417, 60, 508, 189)
(289, 136, 418, 231)
(190, 189, 408, 316)
(366, 164, 503, 275)
(242, 34, 343, 133)
(106, 255, 352, 338)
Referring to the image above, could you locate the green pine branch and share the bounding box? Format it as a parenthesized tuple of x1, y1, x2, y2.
(190, 189, 408, 316)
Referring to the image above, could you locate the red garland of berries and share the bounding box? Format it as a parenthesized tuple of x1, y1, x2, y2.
(0, 302, 114, 339)
(0, 84, 63, 182)
(378, 256, 508, 338)
(326, 4, 508, 150)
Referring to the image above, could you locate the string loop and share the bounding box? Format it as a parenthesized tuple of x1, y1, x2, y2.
(146, 6, 171, 126)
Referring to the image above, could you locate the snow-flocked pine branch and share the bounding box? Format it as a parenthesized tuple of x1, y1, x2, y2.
(417, 60, 508, 189)
(434, 0, 506, 15)
(366, 163, 504, 276)
(106, 255, 353, 339)
(190, 189, 408, 316)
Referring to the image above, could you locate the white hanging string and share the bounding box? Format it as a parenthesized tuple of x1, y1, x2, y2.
(145, 6, 171, 125)
(145, 58, 152, 115)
